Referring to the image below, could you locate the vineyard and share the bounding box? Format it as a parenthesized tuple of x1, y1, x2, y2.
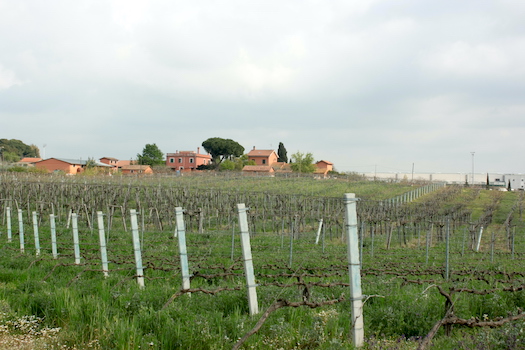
(0, 173, 525, 349)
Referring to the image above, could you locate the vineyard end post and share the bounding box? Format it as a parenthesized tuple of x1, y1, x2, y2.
(175, 207, 191, 291)
(344, 193, 364, 348)
(237, 203, 259, 315)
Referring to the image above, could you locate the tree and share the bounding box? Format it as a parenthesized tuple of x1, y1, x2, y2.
(277, 142, 288, 163)
(137, 143, 164, 166)
(218, 154, 255, 171)
(201, 137, 244, 167)
(0, 139, 40, 162)
(290, 151, 316, 173)
(85, 157, 97, 169)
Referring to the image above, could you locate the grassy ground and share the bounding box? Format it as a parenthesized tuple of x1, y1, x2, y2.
(0, 176, 524, 349)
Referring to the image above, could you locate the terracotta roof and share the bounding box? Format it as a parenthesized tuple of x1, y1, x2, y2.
(247, 149, 276, 157)
(100, 157, 118, 161)
(48, 158, 112, 167)
(242, 165, 274, 172)
(117, 160, 134, 167)
(271, 162, 292, 171)
(18, 158, 42, 163)
(121, 165, 151, 170)
(316, 160, 333, 165)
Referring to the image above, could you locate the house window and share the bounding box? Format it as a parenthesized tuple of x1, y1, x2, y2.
(179, 166, 184, 170)
(262, 159, 266, 164)
(178, 158, 183, 163)
(170, 158, 174, 163)
(189, 158, 194, 163)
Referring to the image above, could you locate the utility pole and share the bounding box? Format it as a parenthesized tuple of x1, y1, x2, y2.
(471, 152, 475, 185)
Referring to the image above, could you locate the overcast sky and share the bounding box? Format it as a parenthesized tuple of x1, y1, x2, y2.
(1, 0, 524, 174)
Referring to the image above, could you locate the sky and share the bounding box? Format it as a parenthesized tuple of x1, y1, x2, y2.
(1, 0, 524, 174)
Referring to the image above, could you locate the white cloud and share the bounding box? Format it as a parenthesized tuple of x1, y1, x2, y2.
(0, 64, 22, 89)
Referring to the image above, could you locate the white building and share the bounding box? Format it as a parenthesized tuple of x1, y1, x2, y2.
(360, 172, 521, 188)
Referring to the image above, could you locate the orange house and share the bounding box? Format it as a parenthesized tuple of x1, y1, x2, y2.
(166, 148, 211, 171)
(314, 160, 334, 177)
(35, 158, 111, 175)
(99, 157, 136, 171)
(246, 147, 278, 166)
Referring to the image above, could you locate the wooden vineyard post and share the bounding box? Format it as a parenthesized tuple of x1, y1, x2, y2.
(445, 219, 450, 280)
(231, 222, 235, 262)
(426, 224, 431, 264)
(32, 212, 41, 256)
(72, 213, 81, 265)
(130, 209, 145, 289)
(237, 203, 259, 315)
(96, 212, 109, 277)
(491, 231, 495, 263)
(49, 214, 58, 259)
(315, 219, 323, 244)
(18, 209, 24, 253)
(6, 207, 12, 242)
(343, 193, 364, 348)
(359, 221, 364, 266)
(289, 217, 294, 268)
(175, 207, 191, 291)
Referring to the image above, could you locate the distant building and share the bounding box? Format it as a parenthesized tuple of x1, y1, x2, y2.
(166, 148, 211, 171)
(242, 165, 275, 175)
(246, 147, 278, 166)
(99, 157, 136, 171)
(15, 157, 42, 167)
(504, 174, 525, 190)
(120, 165, 153, 175)
(315, 160, 334, 177)
(35, 158, 111, 175)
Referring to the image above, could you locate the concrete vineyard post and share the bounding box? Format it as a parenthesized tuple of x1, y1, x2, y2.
(130, 209, 145, 289)
(72, 213, 81, 265)
(18, 209, 24, 253)
(236, 203, 259, 315)
(344, 193, 364, 348)
(66, 209, 72, 229)
(6, 207, 12, 242)
(475, 226, 483, 252)
(97, 212, 109, 277)
(175, 207, 191, 291)
(32, 212, 41, 256)
(49, 214, 58, 259)
(315, 219, 323, 244)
